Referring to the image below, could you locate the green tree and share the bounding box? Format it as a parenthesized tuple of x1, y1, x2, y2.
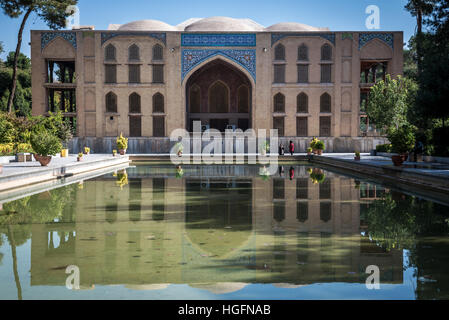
(0, 53, 32, 116)
(405, 0, 435, 74)
(4, 51, 30, 69)
(366, 75, 418, 133)
(0, 0, 77, 114)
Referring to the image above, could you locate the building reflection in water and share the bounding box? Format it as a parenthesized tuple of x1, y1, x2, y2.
(2, 165, 407, 291)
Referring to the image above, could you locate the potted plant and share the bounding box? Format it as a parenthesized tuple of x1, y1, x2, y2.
(116, 170, 128, 189)
(310, 137, 319, 154)
(112, 150, 117, 157)
(388, 125, 416, 167)
(354, 151, 361, 161)
(58, 119, 73, 158)
(77, 153, 83, 162)
(84, 147, 90, 155)
(30, 131, 62, 166)
(310, 168, 325, 184)
(260, 141, 270, 156)
(174, 142, 184, 157)
(259, 166, 270, 181)
(116, 133, 128, 155)
(307, 147, 313, 156)
(176, 165, 184, 179)
(314, 140, 325, 156)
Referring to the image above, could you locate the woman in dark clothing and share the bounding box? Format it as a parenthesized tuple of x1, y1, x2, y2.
(279, 144, 285, 156)
(289, 141, 295, 156)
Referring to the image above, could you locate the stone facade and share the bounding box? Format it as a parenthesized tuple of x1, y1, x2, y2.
(31, 18, 403, 153)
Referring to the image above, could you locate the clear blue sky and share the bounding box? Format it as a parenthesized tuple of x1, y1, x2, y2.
(0, 0, 416, 59)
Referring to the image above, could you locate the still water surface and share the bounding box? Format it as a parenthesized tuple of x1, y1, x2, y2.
(0, 163, 448, 300)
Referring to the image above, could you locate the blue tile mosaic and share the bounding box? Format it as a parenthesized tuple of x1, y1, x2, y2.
(181, 34, 256, 47)
(101, 32, 166, 45)
(359, 33, 394, 50)
(41, 32, 77, 50)
(182, 49, 256, 82)
(271, 33, 336, 46)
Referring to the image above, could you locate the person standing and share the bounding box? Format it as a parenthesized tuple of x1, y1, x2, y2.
(289, 141, 295, 156)
(279, 144, 285, 156)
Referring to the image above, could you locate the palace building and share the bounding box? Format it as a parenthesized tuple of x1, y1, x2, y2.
(30, 17, 403, 153)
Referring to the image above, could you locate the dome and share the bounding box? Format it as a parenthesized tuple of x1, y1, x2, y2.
(118, 20, 177, 31)
(266, 22, 329, 32)
(184, 16, 265, 32)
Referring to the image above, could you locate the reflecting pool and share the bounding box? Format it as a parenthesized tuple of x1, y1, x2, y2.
(0, 163, 448, 300)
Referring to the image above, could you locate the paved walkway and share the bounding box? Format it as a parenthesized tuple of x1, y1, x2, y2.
(0, 154, 123, 179)
(320, 153, 449, 179)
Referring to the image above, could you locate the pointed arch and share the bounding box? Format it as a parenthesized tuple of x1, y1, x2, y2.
(129, 44, 140, 61)
(208, 80, 229, 113)
(153, 44, 164, 61)
(153, 92, 165, 113)
(321, 44, 333, 61)
(105, 92, 117, 113)
(298, 44, 308, 61)
(320, 93, 331, 113)
(297, 92, 308, 113)
(129, 92, 141, 113)
(105, 44, 116, 61)
(189, 84, 201, 113)
(237, 84, 250, 114)
(274, 93, 285, 113)
(274, 43, 285, 61)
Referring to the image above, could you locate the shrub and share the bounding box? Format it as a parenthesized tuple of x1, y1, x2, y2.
(387, 125, 416, 154)
(30, 131, 62, 156)
(310, 137, 319, 149)
(15, 143, 33, 153)
(376, 144, 392, 153)
(116, 133, 128, 150)
(314, 140, 325, 151)
(0, 143, 14, 155)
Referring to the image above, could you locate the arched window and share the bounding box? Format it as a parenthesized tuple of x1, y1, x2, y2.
(153, 44, 163, 61)
(153, 93, 164, 113)
(106, 92, 117, 113)
(274, 93, 285, 113)
(189, 85, 201, 113)
(297, 93, 308, 113)
(209, 81, 229, 113)
(274, 44, 285, 61)
(237, 85, 250, 113)
(129, 44, 140, 61)
(298, 44, 308, 61)
(320, 93, 331, 113)
(321, 44, 332, 61)
(129, 93, 141, 113)
(105, 44, 116, 61)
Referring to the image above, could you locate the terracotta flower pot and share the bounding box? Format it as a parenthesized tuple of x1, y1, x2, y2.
(354, 156, 361, 161)
(0, 164, 3, 174)
(119, 149, 126, 155)
(34, 154, 52, 167)
(77, 157, 82, 162)
(317, 150, 323, 156)
(177, 151, 183, 157)
(391, 155, 404, 167)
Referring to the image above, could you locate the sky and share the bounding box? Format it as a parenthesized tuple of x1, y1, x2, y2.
(0, 0, 416, 60)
